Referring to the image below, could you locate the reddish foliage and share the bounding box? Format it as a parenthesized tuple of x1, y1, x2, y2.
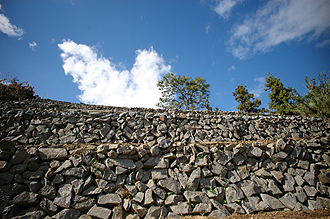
(0, 77, 36, 102)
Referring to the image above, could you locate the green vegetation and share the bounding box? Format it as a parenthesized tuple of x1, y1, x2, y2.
(292, 72, 330, 118)
(156, 72, 210, 110)
(264, 72, 296, 114)
(232, 84, 261, 112)
(0, 75, 36, 102)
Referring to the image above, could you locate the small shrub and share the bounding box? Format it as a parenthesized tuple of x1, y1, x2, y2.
(0, 75, 36, 102)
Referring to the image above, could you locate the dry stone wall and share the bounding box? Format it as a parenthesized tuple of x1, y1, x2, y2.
(0, 99, 330, 219)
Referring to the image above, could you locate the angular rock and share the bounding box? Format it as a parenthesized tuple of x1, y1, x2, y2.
(145, 206, 162, 219)
(279, 193, 297, 210)
(39, 197, 57, 215)
(225, 184, 244, 203)
(260, 194, 285, 210)
(132, 202, 148, 217)
(224, 203, 245, 214)
(170, 202, 192, 215)
(157, 177, 181, 194)
(186, 167, 201, 191)
(98, 193, 122, 206)
(38, 147, 68, 161)
(110, 158, 136, 170)
(87, 205, 112, 219)
(72, 195, 96, 211)
(183, 191, 210, 204)
(193, 203, 212, 214)
(53, 184, 72, 208)
(12, 191, 40, 206)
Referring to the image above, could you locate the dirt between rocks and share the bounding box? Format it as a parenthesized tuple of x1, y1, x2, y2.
(177, 209, 330, 219)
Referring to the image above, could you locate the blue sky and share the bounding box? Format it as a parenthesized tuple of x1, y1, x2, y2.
(1, 0, 329, 111)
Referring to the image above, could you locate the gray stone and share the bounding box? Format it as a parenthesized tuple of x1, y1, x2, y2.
(183, 191, 210, 204)
(210, 199, 230, 216)
(142, 189, 153, 205)
(146, 180, 166, 199)
(38, 147, 68, 161)
(186, 167, 201, 191)
(294, 186, 307, 203)
(72, 195, 96, 211)
(11, 148, 30, 165)
(232, 153, 246, 166)
(304, 171, 315, 186)
(238, 180, 261, 197)
(11, 207, 45, 219)
(133, 191, 144, 203)
(62, 167, 85, 178)
(12, 191, 40, 206)
(82, 186, 102, 196)
(316, 197, 330, 208)
(303, 185, 318, 197)
(103, 168, 117, 181)
(98, 193, 122, 206)
(110, 158, 136, 170)
(254, 169, 272, 178)
(158, 177, 181, 194)
(170, 202, 192, 215)
(145, 206, 162, 219)
(87, 204, 112, 219)
(192, 203, 212, 214)
(279, 193, 297, 210)
(209, 210, 229, 218)
(308, 200, 323, 210)
(283, 173, 295, 192)
(225, 184, 244, 203)
(224, 203, 245, 214)
(151, 169, 167, 180)
(228, 170, 241, 183)
(158, 139, 172, 149)
(248, 147, 262, 158)
(132, 202, 148, 217)
(53, 184, 72, 208)
(267, 179, 282, 195)
(260, 193, 285, 210)
(39, 197, 57, 215)
(165, 194, 183, 205)
(272, 152, 287, 162)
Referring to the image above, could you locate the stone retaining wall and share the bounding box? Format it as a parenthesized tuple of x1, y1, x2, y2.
(0, 99, 330, 219)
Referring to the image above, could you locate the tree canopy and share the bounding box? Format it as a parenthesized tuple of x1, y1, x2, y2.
(232, 84, 261, 113)
(292, 71, 330, 118)
(156, 72, 210, 111)
(264, 72, 296, 114)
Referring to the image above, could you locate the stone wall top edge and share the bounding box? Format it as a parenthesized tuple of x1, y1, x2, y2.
(1, 98, 327, 121)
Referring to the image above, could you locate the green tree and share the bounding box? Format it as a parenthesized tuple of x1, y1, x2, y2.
(264, 72, 296, 114)
(232, 84, 261, 112)
(0, 75, 36, 102)
(293, 71, 330, 118)
(156, 72, 210, 110)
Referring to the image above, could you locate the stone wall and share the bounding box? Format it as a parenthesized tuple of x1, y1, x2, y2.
(0, 99, 330, 219)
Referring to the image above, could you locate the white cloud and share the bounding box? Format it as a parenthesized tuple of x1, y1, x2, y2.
(250, 77, 265, 98)
(228, 65, 236, 71)
(228, 0, 330, 59)
(58, 39, 171, 108)
(213, 0, 243, 19)
(29, 42, 38, 51)
(0, 9, 24, 38)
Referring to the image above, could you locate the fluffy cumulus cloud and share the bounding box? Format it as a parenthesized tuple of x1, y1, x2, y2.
(213, 0, 243, 19)
(228, 0, 330, 59)
(58, 39, 171, 108)
(250, 77, 265, 98)
(0, 5, 24, 38)
(29, 42, 37, 51)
